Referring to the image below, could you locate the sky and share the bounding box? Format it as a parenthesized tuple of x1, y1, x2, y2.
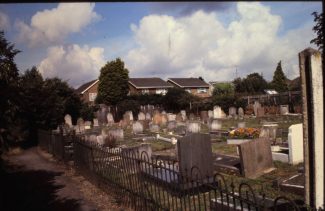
(0, 2, 323, 88)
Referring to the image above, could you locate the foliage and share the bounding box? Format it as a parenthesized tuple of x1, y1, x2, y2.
(96, 58, 129, 105)
(116, 99, 140, 120)
(127, 94, 164, 106)
(212, 82, 234, 96)
(270, 61, 288, 92)
(233, 73, 268, 94)
(212, 95, 247, 114)
(229, 128, 260, 139)
(162, 87, 195, 113)
(0, 31, 21, 148)
(80, 103, 98, 121)
(310, 12, 323, 52)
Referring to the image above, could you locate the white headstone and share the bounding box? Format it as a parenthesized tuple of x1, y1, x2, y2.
(210, 119, 222, 131)
(93, 118, 99, 127)
(180, 110, 187, 121)
(109, 128, 124, 140)
(288, 123, 303, 165)
(167, 113, 176, 121)
(106, 113, 114, 124)
(97, 135, 104, 145)
(145, 113, 151, 120)
(208, 110, 213, 119)
(64, 114, 72, 127)
(253, 101, 261, 116)
(149, 124, 160, 133)
(84, 121, 92, 129)
(229, 107, 237, 117)
(132, 121, 143, 134)
(186, 122, 201, 133)
(238, 107, 244, 118)
(138, 112, 145, 121)
(280, 105, 289, 115)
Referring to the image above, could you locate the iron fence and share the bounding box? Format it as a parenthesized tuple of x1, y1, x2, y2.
(38, 130, 323, 211)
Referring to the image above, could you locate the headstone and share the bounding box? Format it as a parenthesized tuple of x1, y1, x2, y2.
(253, 101, 261, 116)
(200, 111, 209, 123)
(84, 121, 92, 129)
(108, 128, 124, 140)
(180, 110, 187, 121)
(132, 121, 143, 134)
(280, 105, 289, 115)
(122, 144, 152, 161)
(93, 118, 99, 127)
(89, 134, 97, 142)
(123, 111, 134, 123)
(167, 121, 177, 131)
(77, 118, 85, 132)
(167, 113, 176, 122)
(186, 122, 201, 133)
(259, 124, 278, 142)
(145, 112, 151, 120)
(177, 134, 214, 179)
(288, 123, 303, 165)
(213, 106, 222, 119)
(176, 113, 183, 122)
(106, 113, 114, 125)
(152, 113, 162, 125)
(228, 107, 237, 117)
(238, 138, 274, 179)
(299, 48, 324, 207)
(257, 107, 265, 117)
(174, 125, 186, 135)
(238, 107, 244, 118)
(64, 114, 72, 128)
(161, 114, 167, 126)
(149, 124, 160, 133)
(138, 112, 145, 121)
(208, 110, 213, 119)
(189, 113, 195, 121)
(161, 110, 166, 115)
(97, 135, 104, 145)
(210, 119, 222, 131)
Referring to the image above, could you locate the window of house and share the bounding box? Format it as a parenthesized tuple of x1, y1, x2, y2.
(185, 89, 192, 93)
(156, 89, 167, 95)
(197, 88, 207, 93)
(142, 89, 149, 94)
(89, 93, 97, 101)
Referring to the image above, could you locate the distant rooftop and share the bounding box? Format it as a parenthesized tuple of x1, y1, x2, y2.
(128, 78, 173, 89)
(75, 79, 98, 94)
(168, 78, 209, 88)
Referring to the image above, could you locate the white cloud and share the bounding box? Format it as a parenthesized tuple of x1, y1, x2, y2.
(16, 3, 100, 47)
(125, 2, 317, 81)
(38, 44, 105, 87)
(0, 11, 10, 29)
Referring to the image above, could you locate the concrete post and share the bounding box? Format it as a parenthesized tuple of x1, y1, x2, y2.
(299, 48, 324, 209)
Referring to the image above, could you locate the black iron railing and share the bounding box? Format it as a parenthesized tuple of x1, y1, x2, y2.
(38, 129, 323, 211)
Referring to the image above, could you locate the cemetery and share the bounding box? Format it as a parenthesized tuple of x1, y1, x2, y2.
(39, 101, 309, 210)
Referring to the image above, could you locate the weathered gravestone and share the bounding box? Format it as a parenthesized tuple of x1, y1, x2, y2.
(77, 118, 85, 132)
(123, 111, 134, 123)
(108, 128, 124, 141)
(180, 110, 187, 121)
(200, 111, 209, 123)
(228, 107, 237, 118)
(64, 114, 72, 128)
(253, 101, 261, 116)
(167, 113, 176, 122)
(106, 113, 114, 126)
(93, 118, 99, 127)
(238, 138, 274, 179)
(176, 113, 183, 122)
(138, 112, 145, 121)
(153, 113, 162, 125)
(288, 123, 303, 165)
(208, 110, 213, 119)
(186, 122, 201, 133)
(210, 119, 222, 131)
(145, 112, 151, 120)
(132, 121, 144, 134)
(84, 121, 92, 129)
(188, 113, 195, 121)
(149, 124, 160, 133)
(177, 133, 214, 179)
(167, 121, 177, 131)
(238, 107, 244, 118)
(259, 123, 278, 143)
(280, 105, 289, 115)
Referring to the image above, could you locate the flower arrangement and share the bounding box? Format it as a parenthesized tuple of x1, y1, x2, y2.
(228, 128, 260, 139)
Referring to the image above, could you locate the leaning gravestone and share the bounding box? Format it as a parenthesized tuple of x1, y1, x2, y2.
(177, 133, 214, 179)
(64, 114, 72, 128)
(238, 138, 274, 179)
(138, 112, 145, 121)
(132, 121, 144, 134)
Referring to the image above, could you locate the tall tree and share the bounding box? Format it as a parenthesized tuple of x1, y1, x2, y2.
(96, 58, 129, 105)
(310, 12, 323, 52)
(0, 31, 21, 149)
(271, 61, 288, 92)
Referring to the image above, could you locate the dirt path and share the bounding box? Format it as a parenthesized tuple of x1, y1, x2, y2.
(0, 147, 131, 211)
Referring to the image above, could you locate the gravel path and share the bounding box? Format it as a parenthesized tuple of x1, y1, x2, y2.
(0, 147, 131, 211)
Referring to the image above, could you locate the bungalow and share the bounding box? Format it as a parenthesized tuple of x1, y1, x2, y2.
(128, 77, 173, 95)
(167, 78, 210, 98)
(75, 79, 99, 104)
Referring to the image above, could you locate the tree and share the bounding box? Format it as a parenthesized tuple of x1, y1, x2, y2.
(0, 31, 21, 150)
(270, 61, 288, 92)
(212, 82, 234, 96)
(96, 58, 129, 105)
(310, 12, 323, 52)
(162, 87, 195, 113)
(233, 73, 268, 94)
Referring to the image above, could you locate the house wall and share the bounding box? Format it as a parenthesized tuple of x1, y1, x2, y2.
(128, 84, 165, 95)
(168, 81, 210, 98)
(81, 82, 99, 104)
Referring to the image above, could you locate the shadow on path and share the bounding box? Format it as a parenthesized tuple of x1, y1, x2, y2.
(0, 160, 85, 211)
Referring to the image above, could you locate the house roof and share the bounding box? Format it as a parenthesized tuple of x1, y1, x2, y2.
(168, 78, 209, 88)
(75, 79, 98, 94)
(128, 78, 173, 89)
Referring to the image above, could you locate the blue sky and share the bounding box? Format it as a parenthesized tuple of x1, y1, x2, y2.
(0, 2, 322, 87)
